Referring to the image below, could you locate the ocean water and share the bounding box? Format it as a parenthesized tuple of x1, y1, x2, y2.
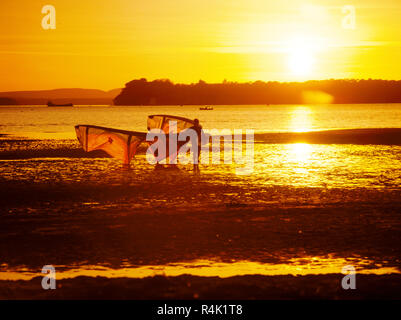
(0, 104, 401, 138)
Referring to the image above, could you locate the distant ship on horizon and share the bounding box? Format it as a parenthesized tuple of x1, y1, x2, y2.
(200, 106, 213, 110)
(47, 101, 73, 107)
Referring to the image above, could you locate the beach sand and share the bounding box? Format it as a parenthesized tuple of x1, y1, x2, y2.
(0, 136, 400, 299)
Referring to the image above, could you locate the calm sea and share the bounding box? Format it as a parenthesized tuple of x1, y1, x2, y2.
(0, 104, 401, 139)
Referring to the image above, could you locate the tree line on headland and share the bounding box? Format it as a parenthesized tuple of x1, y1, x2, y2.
(113, 78, 401, 105)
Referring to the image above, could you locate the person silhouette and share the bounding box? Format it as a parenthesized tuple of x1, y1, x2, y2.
(189, 118, 203, 172)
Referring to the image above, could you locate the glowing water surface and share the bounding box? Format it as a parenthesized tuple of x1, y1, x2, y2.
(0, 257, 399, 281)
(1, 104, 401, 139)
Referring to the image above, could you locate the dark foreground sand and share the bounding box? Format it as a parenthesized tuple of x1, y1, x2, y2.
(1, 274, 401, 300)
(1, 189, 400, 299)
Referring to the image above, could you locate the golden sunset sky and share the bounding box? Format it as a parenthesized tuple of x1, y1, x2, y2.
(0, 0, 400, 91)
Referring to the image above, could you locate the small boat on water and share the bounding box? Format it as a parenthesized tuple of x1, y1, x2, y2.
(200, 106, 213, 110)
(47, 101, 73, 107)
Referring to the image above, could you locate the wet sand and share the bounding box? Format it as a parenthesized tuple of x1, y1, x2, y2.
(0, 135, 401, 299)
(255, 128, 401, 145)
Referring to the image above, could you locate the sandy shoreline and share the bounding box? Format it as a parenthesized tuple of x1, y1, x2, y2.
(0, 136, 400, 299)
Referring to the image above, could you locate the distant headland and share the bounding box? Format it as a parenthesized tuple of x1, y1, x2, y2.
(1, 79, 401, 106)
(114, 78, 401, 105)
(0, 88, 121, 105)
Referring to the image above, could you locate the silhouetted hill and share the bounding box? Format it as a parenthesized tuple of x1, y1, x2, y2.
(0, 97, 18, 105)
(0, 88, 121, 105)
(114, 78, 401, 105)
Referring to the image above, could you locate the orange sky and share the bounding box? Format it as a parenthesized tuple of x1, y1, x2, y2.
(0, 0, 400, 91)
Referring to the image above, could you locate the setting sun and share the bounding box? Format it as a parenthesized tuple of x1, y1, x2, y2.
(285, 35, 325, 78)
(288, 49, 315, 76)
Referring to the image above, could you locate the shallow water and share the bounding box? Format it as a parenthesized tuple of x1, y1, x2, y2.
(1, 143, 401, 189)
(1, 104, 401, 138)
(0, 256, 399, 281)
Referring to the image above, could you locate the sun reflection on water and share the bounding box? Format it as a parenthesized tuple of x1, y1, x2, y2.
(286, 143, 312, 163)
(290, 106, 313, 132)
(0, 257, 398, 281)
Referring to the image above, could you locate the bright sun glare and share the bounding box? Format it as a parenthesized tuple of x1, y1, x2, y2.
(288, 50, 314, 76)
(288, 143, 312, 163)
(286, 36, 321, 77)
